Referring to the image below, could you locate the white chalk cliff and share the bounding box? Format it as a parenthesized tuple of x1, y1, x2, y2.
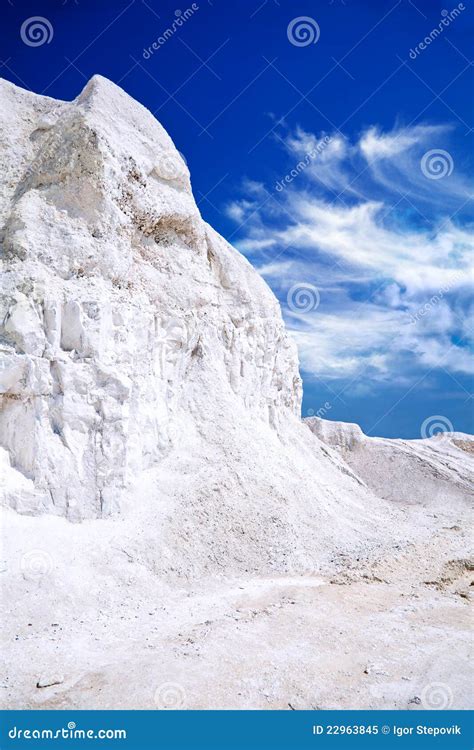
(0, 77, 471, 582)
(1, 77, 472, 711)
(0, 75, 302, 516)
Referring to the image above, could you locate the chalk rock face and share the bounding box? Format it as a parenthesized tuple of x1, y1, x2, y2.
(305, 417, 365, 452)
(0, 76, 301, 521)
(305, 417, 474, 508)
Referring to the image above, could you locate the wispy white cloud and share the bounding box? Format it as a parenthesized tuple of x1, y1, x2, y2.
(227, 122, 474, 383)
(358, 124, 446, 160)
(276, 121, 473, 206)
(272, 197, 472, 293)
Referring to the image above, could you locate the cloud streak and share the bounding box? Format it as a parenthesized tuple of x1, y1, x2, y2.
(227, 122, 474, 385)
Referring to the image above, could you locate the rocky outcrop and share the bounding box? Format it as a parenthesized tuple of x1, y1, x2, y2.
(0, 76, 301, 521)
(2, 76, 471, 585)
(305, 417, 474, 508)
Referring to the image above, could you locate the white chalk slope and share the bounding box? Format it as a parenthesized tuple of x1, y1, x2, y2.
(1, 77, 472, 711)
(305, 418, 473, 509)
(1, 75, 403, 580)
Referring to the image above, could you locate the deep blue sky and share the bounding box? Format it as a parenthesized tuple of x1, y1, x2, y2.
(1, 0, 473, 437)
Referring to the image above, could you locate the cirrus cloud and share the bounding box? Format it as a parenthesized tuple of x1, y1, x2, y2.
(226, 122, 474, 386)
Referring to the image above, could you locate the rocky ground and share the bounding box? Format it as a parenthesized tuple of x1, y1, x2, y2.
(1, 488, 471, 710)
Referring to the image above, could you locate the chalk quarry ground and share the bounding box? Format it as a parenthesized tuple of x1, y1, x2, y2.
(2, 500, 471, 710)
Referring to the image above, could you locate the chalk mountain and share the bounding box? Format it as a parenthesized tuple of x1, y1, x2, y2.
(1, 77, 472, 711)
